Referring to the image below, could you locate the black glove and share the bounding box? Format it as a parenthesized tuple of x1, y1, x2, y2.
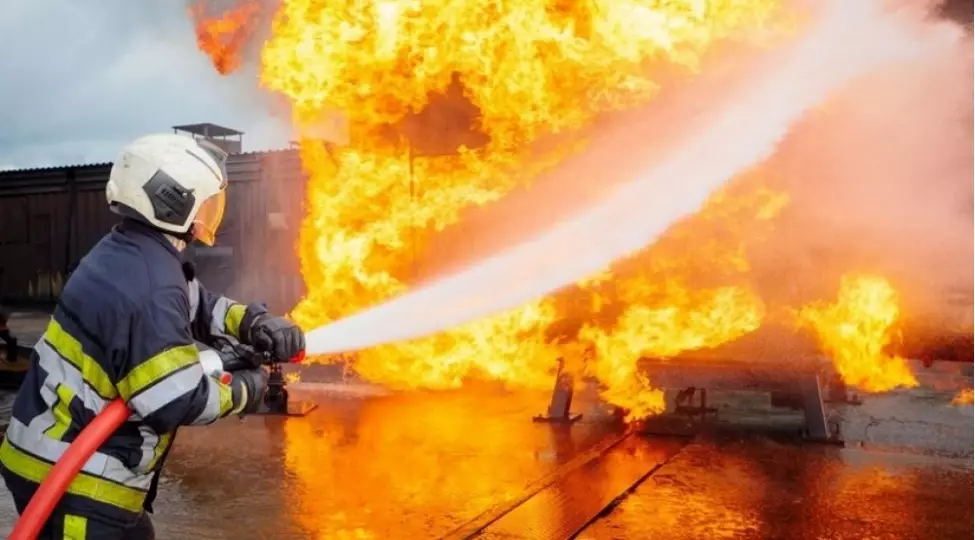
(249, 315, 305, 363)
(217, 344, 266, 372)
(230, 368, 268, 415)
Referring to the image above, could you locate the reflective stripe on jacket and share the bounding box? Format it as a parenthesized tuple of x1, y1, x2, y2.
(0, 219, 267, 524)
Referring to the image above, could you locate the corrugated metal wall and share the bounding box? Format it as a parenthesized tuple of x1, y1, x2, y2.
(0, 150, 306, 310)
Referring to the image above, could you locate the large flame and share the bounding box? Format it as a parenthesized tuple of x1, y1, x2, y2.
(799, 274, 919, 393)
(190, 1, 261, 75)
(255, 0, 781, 398)
(577, 177, 788, 418)
(188, 0, 929, 418)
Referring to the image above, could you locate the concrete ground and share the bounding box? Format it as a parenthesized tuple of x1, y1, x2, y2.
(0, 311, 971, 538)
(0, 377, 968, 539)
(581, 436, 973, 540)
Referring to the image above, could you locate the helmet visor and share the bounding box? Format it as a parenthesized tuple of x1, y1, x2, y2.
(192, 191, 226, 246)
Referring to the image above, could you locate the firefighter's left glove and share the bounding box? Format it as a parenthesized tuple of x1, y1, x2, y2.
(249, 315, 305, 363)
(230, 368, 268, 415)
(218, 344, 265, 372)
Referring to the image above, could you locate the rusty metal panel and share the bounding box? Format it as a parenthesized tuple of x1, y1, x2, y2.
(226, 151, 263, 184)
(190, 149, 306, 310)
(259, 150, 306, 312)
(0, 151, 308, 305)
(68, 189, 118, 267)
(0, 196, 32, 302)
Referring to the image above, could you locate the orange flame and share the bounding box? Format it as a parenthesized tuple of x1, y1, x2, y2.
(799, 274, 918, 393)
(951, 388, 973, 405)
(190, 1, 260, 75)
(189, 0, 935, 421)
(577, 178, 787, 418)
(255, 0, 782, 404)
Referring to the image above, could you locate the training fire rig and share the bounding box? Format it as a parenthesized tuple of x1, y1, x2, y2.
(533, 355, 855, 444)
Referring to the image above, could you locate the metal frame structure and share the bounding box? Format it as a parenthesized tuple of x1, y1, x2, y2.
(533, 356, 844, 443)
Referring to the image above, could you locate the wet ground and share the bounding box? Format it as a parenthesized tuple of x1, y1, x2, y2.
(0, 311, 971, 538)
(0, 381, 968, 539)
(582, 437, 973, 540)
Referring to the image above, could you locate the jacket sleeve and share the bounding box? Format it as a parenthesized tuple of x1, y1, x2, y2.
(117, 285, 246, 432)
(186, 278, 267, 348)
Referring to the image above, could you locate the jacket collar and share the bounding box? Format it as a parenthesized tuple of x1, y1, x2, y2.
(116, 219, 183, 259)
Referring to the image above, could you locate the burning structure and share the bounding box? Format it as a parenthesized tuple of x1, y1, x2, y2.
(190, 0, 973, 419)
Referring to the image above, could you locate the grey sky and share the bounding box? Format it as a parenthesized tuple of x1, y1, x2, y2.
(0, 1, 291, 170)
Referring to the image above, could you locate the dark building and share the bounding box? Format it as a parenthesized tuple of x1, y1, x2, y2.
(0, 124, 307, 314)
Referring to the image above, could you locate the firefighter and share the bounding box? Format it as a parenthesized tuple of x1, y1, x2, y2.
(0, 134, 305, 539)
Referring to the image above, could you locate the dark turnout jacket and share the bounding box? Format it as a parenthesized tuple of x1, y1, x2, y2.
(0, 219, 266, 526)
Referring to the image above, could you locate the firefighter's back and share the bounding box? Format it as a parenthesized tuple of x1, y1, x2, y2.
(0, 222, 183, 532)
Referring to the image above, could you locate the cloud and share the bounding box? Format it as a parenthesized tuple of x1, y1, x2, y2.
(0, 0, 291, 169)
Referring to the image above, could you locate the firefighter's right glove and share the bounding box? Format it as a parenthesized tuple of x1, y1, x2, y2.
(248, 314, 305, 364)
(229, 368, 268, 415)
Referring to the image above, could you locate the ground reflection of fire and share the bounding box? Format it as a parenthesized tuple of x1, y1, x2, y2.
(192, 0, 930, 419)
(950, 388, 973, 405)
(280, 388, 605, 538)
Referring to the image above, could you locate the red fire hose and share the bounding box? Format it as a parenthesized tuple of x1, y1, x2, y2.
(8, 398, 130, 540)
(8, 349, 304, 539)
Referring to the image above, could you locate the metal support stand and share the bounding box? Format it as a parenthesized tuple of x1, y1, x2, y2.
(533, 359, 582, 424)
(799, 374, 830, 442)
(638, 360, 843, 444)
(822, 373, 863, 405)
(674, 387, 718, 420)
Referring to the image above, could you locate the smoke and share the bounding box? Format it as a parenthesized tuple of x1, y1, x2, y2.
(417, 0, 974, 341)
(751, 3, 974, 336)
(304, 0, 960, 356)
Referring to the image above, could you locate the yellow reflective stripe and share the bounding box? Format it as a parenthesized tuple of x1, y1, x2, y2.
(44, 383, 76, 440)
(117, 345, 198, 400)
(147, 432, 173, 471)
(44, 320, 116, 399)
(225, 303, 247, 338)
(219, 380, 237, 415)
(0, 439, 146, 513)
(63, 514, 87, 539)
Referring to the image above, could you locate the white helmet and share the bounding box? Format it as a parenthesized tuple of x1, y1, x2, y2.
(106, 133, 229, 246)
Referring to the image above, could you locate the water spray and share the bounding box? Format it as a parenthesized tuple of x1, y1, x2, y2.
(302, 1, 943, 357)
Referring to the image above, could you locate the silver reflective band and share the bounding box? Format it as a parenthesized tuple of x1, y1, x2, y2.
(127, 362, 206, 419)
(4, 419, 153, 490)
(35, 340, 108, 414)
(209, 296, 234, 336)
(136, 425, 159, 474)
(190, 376, 227, 425)
(188, 279, 201, 322)
(198, 348, 225, 378)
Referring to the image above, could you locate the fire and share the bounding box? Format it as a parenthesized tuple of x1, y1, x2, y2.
(577, 178, 786, 418)
(951, 388, 973, 406)
(256, 0, 781, 396)
(186, 0, 938, 419)
(189, 1, 260, 75)
(799, 275, 919, 393)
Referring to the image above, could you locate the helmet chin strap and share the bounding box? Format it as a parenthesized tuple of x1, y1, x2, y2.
(164, 234, 188, 252)
(166, 223, 201, 252)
